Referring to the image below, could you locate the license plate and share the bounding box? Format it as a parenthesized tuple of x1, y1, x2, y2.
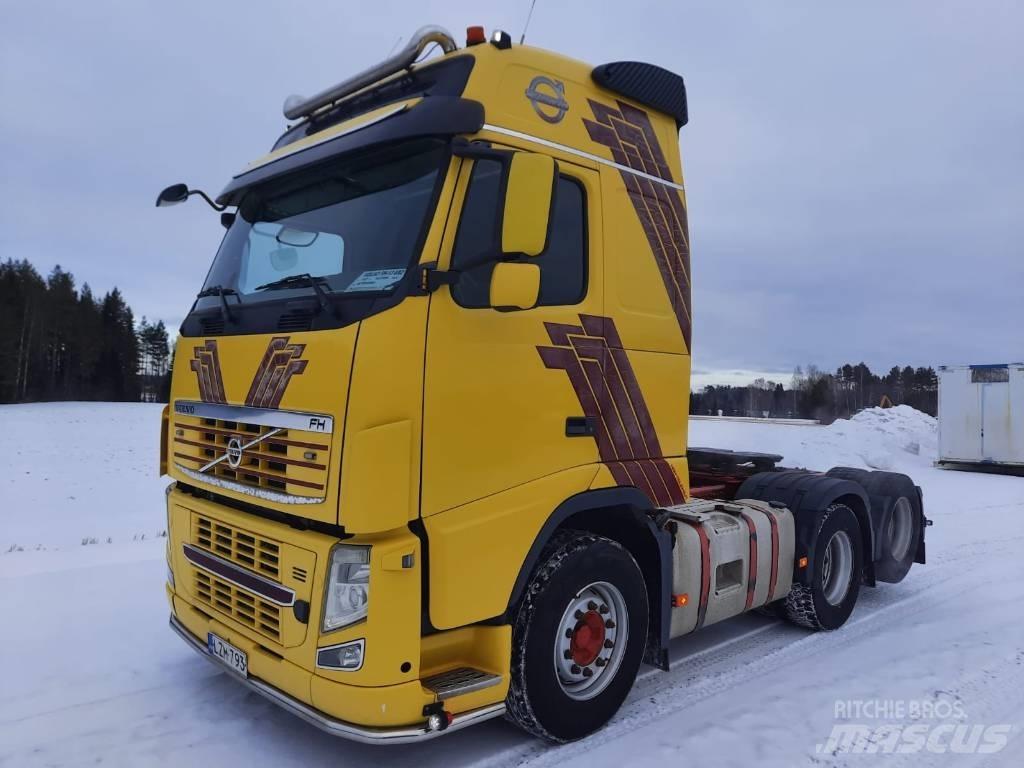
(207, 632, 248, 677)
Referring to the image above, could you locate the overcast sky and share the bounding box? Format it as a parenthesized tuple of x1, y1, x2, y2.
(2, 1, 1020, 384)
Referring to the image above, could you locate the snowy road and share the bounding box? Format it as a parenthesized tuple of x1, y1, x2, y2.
(1, 403, 1021, 766)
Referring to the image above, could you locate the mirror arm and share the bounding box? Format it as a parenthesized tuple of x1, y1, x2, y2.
(189, 189, 227, 212)
(419, 262, 460, 294)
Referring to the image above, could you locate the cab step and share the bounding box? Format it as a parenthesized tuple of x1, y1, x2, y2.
(423, 667, 502, 700)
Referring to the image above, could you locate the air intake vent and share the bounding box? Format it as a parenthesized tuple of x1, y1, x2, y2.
(292, 566, 308, 583)
(200, 317, 225, 335)
(277, 309, 314, 332)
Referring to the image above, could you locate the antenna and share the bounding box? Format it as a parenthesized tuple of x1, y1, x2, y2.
(520, 0, 539, 44)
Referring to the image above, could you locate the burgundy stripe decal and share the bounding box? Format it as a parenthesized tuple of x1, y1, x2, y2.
(182, 543, 295, 606)
(653, 458, 686, 506)
(626, 459, 669, 507)
(582, 102, 693, 349)
(539, 346, 616, 461)
(537, 315, 686, 506)
(687, 521, 712, 628)
(245, 337, 308, 409)
(606, 461, 634, 488)
(580, 357, 630, 459)
(740, 512, 758, 610)
(765, 509, 781, 601)
(189, 341, 227, 404)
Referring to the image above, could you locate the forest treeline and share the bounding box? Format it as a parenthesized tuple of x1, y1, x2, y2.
(690, 363, 938, 423)
(2, 258, 939, 421)
(0, 259, 171, 404)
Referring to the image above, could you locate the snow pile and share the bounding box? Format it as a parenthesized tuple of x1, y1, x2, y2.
(829, 404, 938, 470)
(690, 405, 937, 473)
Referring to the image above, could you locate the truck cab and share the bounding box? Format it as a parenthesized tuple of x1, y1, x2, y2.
(160, 25, 926, 744)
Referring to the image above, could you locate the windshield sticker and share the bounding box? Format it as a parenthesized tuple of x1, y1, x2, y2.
(344, 269, 406, 293)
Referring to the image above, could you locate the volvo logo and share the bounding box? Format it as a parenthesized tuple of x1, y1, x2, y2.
(226, 437, 244, 469)
(198, 427, 283, 475)
(525, 76, 569, 123)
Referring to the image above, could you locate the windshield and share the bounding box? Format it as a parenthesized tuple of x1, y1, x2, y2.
(196, 139, 446, 310)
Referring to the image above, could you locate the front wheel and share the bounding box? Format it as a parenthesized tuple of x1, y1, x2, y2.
(506, 530, 648, 742)
(783, 503, 863, 630)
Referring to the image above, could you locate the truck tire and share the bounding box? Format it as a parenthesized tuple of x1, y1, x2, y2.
(826, 468, 922, 583)
(783, 503, 862, 631)
(506, 530, 648, 742)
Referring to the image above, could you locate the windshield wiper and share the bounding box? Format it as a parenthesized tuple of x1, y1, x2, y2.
(255, 273, 332, 314)
(196, 285, 240, 324)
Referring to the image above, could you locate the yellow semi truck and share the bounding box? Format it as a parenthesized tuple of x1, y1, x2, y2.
(157, 25, 928, 744)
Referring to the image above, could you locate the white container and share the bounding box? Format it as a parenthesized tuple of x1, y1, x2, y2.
(937, 364, 1024, 469)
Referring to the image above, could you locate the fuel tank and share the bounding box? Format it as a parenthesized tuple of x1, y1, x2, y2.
(665, 499, 795, 638)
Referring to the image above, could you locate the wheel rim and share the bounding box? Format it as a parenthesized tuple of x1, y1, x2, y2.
(820, 530, 854, 606)
(887, 497, 914, 561)
(553, 581, 628, 701)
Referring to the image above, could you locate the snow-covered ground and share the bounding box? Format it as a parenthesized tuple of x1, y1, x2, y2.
(1, 403, 1021, 766)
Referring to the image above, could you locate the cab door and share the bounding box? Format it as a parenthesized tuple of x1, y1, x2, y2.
(421, 154, 603, 515)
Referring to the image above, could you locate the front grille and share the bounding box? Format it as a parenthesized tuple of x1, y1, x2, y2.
(194, 570, 282, 641)
(195, 516, 280, 579)
(172, 415, 329, 501)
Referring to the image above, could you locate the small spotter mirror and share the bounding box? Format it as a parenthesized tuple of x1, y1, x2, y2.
(155, 183, 189, 207)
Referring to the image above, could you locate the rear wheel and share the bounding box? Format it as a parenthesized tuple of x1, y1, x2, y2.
(874, 483, 921, 583)
(783, 503, 863, 630)
(506, 530, 648, 742)
(826, 468, 922, 583)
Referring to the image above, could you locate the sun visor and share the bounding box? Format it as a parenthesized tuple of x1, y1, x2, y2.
(216, 97, 484, 206)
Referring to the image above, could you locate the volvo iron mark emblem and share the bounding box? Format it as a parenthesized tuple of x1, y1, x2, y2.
(199, 427, 283, 474)
(226, 437, 244, 469)
(525, 75, 569, 123)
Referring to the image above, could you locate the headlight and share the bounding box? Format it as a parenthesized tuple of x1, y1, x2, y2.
(322, 545, 370, 632)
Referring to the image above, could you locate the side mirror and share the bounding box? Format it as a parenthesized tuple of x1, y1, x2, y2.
(155, 183, 190, 207)
(501, 153, 556, 257)
(489, 262, 540, 310)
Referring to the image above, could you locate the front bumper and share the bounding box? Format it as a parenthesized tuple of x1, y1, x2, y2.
(170, 615, 506, 744)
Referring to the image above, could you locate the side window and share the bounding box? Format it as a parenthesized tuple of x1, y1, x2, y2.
(451, 159, 587, 308)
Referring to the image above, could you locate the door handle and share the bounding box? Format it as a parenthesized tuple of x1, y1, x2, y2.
(565, 416, 596, 437)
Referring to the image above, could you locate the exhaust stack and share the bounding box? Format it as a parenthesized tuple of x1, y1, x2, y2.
(283, 25, 458, 121)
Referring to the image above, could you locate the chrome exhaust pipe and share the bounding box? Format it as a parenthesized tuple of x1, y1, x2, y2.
(283, 25, 458, 121)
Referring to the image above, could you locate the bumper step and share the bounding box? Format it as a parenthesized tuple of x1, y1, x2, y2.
(423, 667, 502, 700)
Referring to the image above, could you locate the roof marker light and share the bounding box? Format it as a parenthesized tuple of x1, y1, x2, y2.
(466, 26, 486, 46)
(490, 29, 512, 50)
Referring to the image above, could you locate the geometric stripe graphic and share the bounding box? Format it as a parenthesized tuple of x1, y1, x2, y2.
(245, 336, 308, 409)
(537, 314, 685, 507)
(582, 100, 692, 349)
(189, 340, 227, 404)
